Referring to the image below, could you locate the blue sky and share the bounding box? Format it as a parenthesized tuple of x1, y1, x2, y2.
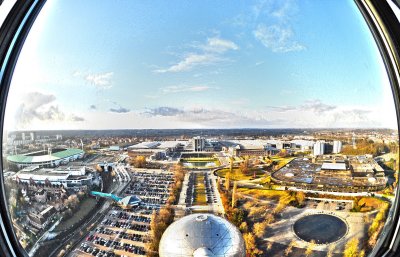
(4, 0, 397, 130)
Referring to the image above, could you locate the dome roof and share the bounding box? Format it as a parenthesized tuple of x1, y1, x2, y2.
(159, 214, 246, 257)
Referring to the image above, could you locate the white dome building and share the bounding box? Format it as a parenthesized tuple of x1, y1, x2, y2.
(159, 214, 246, 257)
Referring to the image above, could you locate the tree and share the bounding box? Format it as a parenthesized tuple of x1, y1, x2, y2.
(265, 213, 275, 224)
(243, 233, 263, 257)
(305, 240, 315, 257)
(239, 156, 250, 174)
(132, 155, 147, 168)
(254, 221, 268, 238)
(296, 191, 306, 207)
(343, 238, 359, 257)
(239, 222, 248, 233)
(64, 194, 79, 209)
(232, 181, 238, 208)
(225, 172, 231, 191)
(284, 240, 297, 256)
(148, 206, 175, 256)
(229, 156, 234, 172)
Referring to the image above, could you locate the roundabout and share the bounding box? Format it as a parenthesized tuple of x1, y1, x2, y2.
(293, 214, 348, 244)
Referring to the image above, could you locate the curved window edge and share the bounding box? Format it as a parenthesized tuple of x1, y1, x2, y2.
(0, 1, 47, 257)
(355, 0, 400, 256)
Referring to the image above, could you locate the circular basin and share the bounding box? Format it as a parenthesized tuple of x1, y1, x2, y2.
(293, 214, 347, 244)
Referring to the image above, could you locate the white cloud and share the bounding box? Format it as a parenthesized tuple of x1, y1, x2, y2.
(83, 72, 114, 89)
(154, 54, 218, 73)
(254, 24, 305, 53)
(161, 85, 212, 94)
(203, 38, 239, 53)
(142, 106, 277, 128)
(264, 99, 393, 128)
(251, 0, 305, 53)
(11, 92, 84, 129)
(154, 37, 238, 73)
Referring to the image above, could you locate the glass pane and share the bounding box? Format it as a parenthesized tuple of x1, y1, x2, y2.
(2, 1, 398, 257)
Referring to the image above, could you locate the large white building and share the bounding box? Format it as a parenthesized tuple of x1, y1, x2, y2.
(13, 166, 93, 189)
(192, 136, 206, 152)
(333, 140, 343, 154)
(313, 141, 325, 156)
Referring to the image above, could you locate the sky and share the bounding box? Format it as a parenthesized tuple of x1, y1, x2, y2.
(3, 0, 398, 130)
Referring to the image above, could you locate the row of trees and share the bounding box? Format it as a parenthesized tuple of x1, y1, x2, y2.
(368, 202, 390, 249)
(341, 140, 392, 156)
(147, 164, 186, 256)
(147, 206, 174, 257)
(166, 164, 186, 205)
(343, 238, 365, 257)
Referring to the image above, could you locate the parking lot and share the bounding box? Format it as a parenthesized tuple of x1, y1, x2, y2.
(183, 171, 219, 207)
(72, 170, 173, 257)
(305, 199, 353, 212)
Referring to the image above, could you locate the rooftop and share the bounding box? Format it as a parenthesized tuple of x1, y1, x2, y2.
(321, 163, 347, 170)
(7, 148, 84, 164)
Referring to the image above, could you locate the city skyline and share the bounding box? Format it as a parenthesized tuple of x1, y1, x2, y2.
(4, 0, 398, 130)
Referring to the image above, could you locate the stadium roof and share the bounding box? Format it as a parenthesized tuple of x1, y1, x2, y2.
(7, 148, 84, 164)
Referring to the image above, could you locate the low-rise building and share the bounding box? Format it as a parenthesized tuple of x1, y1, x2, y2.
(28, 205, 56, 230)
(14, 166, 93, 190)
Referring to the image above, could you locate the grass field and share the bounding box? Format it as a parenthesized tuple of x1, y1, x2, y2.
(193, 174, 207, 205)
(270, 156, 295, 170)
(217, 168, 265, 181)
(54, 197, 97, 232)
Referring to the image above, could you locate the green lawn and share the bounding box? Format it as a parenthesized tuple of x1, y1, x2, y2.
(193, 174, 207, 205)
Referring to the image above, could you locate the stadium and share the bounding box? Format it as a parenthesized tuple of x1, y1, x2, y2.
(7, 148, 84, 169)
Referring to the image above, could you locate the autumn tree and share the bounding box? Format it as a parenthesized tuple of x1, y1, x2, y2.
(232, 181, 238, 208)
(243, 232, 263, 257)
(296, 191, 306, 207)
(132, 155, 147, 168)
(167, 164, 186, 205)
(239, 222, 248, 233)
(229, 156, 234, 172)
(239, 156, 250, 174)
(147, 206, 175, 256)
(305, 240, 316, 257)
(225, 172, 231, 191)
(343, 238, 360, 257)
(254, 221, 268, 238)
